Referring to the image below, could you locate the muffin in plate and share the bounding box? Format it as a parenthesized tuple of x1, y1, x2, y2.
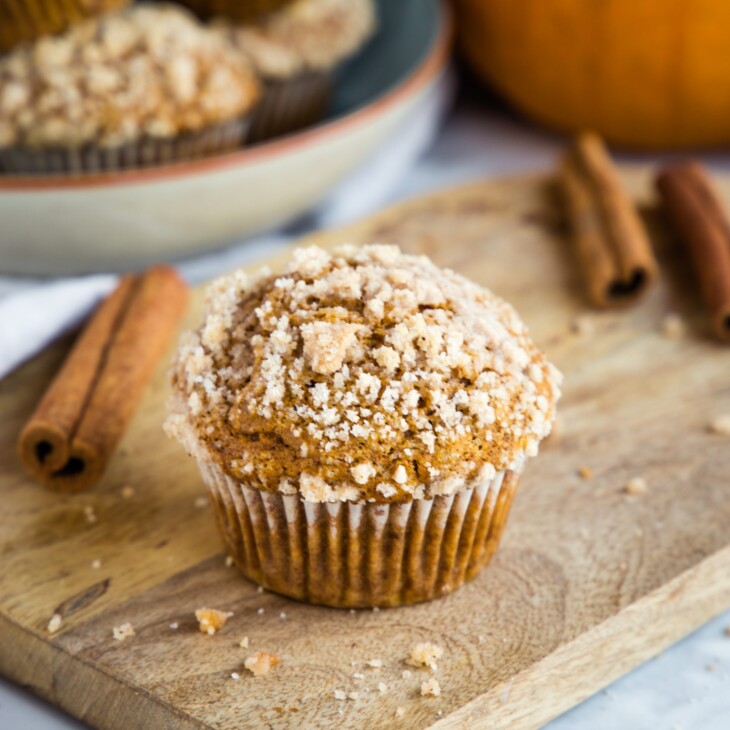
(0, 0, 129, 53)
(166, 244, 561, 608)
(0, 4, 260, 174)
(213, 0, 376, 142)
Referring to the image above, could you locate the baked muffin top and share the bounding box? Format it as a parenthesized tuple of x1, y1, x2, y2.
(0, 4, 260, 149)
(214, 0, 376, 80)
(167, 245, 562, 503)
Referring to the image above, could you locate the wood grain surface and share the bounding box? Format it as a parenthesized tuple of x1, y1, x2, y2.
(1, 171, 730, 730)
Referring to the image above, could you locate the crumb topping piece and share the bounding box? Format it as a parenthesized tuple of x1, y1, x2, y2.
(169, 244, 561, 503)
(624, 477, 648, 496)
(406, 642, 444, 671)
(420, 677, 441, 697)
(214, 0, 376, 80)
(709, 415, 730, 436)
(195, 607, 233, 635)
(47, 613, 62, 634)
(244, 651, 281, 676)
(0, 3, 260, 149)
(112, 622, 135, 641)
(661, 313, 686, 339)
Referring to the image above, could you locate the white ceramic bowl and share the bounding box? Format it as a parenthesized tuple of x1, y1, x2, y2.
(0, 1, 450, 275)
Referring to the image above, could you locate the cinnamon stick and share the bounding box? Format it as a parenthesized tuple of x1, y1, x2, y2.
(17, 266, 189, 492)
(560, 132, 657, 307)
(656, 161, 730, 343)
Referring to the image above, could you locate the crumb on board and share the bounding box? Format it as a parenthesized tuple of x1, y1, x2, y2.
(231, 672, 240, 680)
(244, 651, 281, 677)
(170, 622, 179, 630)
(47, 613, 62, 634)
(257, 586, 264, 594)
(378, 682, 388, 694)
(195, 608, 233, 635)
(661, 313, 686, 339)
(112, 622, 135, 641)
(334, 690, 347, 700)
(194, 496, 209, 509)
(578, 466, 593, 480)
(396, 706, 405, 717)
(366, 659, 383, 668)
(120, 485, 135, 499)
(421, 678, 441, 697)
(353, 672, 365, 680)
(257, 607, 265, 615)
(91, 559, 102, 570)
(709, 415, 730, 436)
(624, 477, 648, 495)
(239, 636, 249, 648)
(406, 642, 444, 671)
(225, 555, 234, 567)
(280, 612, 287, 620)
(571, 314, 594, 336)
(83, 505, 97, 524)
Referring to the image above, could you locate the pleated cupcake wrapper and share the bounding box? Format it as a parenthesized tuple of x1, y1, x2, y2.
(0, 0, 129, 52)
(0, 118, 249, 176)
(248, 71, 334, 144)
(198, 460, 519, 608)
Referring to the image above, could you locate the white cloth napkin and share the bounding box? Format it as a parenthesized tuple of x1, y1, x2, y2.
(0, 67, 455, 381)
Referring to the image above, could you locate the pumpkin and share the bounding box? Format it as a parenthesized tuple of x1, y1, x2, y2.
(452, 0, 730, 150)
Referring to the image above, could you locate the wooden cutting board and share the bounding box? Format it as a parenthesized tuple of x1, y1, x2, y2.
(2, 171, 730, 730)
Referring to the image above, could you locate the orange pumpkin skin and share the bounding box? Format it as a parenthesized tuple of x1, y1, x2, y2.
(453, 0, 730, 150)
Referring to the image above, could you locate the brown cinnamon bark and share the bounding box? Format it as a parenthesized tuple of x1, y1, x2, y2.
(560, 133, 657, 307)
(656, 162, 730, 343)
(17, 266, 189, 492)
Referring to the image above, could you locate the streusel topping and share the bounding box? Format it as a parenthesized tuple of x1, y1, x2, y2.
(0, 4, 260, 149)
(214, 0, 376, 80)
(167, 244, 561, 503)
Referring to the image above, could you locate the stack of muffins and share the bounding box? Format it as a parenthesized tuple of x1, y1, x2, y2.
(0, 0, 376, 174)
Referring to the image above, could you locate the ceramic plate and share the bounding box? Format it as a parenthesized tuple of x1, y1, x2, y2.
(0, 0, 450, 275)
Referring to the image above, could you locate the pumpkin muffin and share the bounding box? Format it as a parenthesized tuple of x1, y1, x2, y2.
(213, 0, 376, 142)
(0, 4, 261, 174)
(0, 0, 129, 53)
(166, 244, 561, 607)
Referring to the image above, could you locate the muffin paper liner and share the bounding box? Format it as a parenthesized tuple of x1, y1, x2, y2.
(0, 0, 129, 52)
(0, 119, 249, 176)
(198, 460, 519, 608)
(249, 71, 333, 144)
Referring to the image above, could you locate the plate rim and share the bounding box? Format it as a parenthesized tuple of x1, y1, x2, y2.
(0, 2, 452, 193)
